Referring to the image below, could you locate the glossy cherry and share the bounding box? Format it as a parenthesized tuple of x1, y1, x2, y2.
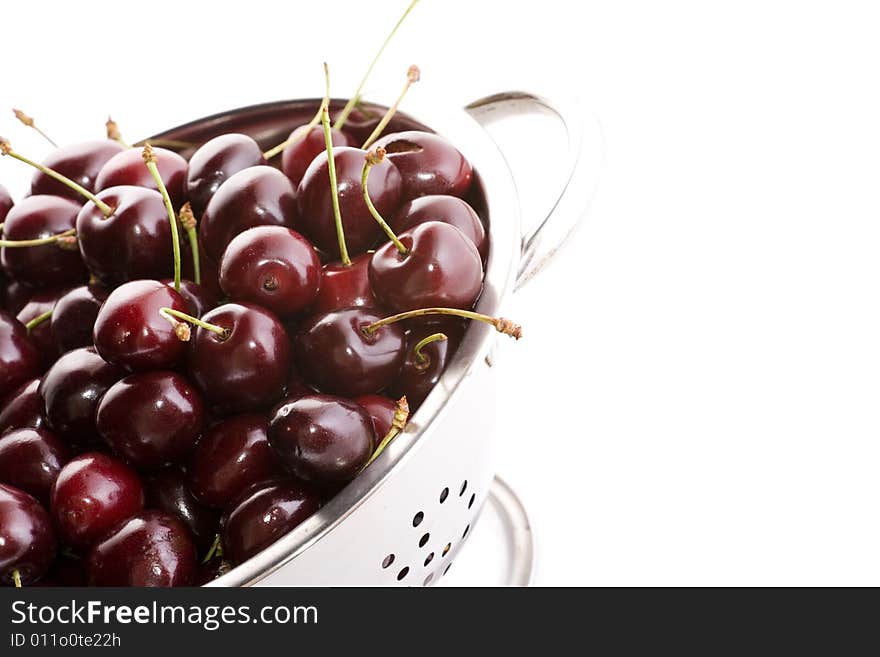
(30, 140, 125, 202)
(391, 324, 463, 408)
(374, 131, 473, 200)
(17, 287, 70, 366)
(186, 303, 291, 414)
(393, 195, 487, 258)
(97, 371, 205, 470)
(0, 378, 43, 435)
(51, 284, 109, 353)
(199, 166, 298, 263)
(0, 427, 70, 503)
(39, 346, 125, 443)
(294, 307, 405, 397)
(222, 481, 321, 565)
(95, 146, 188, 208)
(1, 278, 32, 315)
(50, 451, 144, 552)
(0, 484, 57, 586)
(187, 414, 282, 508)
(369, 221, 483, 312)
(87, 510, 197, 587)
(281, 124, 350, 188)
(0, 310, 41, 401)
(144, 467, 219, 550)
(93, 280, 188, 371)
(186, 133, 267, 215)
(0, 184, 12, 222)
(268, 394, 375, 485)
(311, 253, 377, 314)
(354, 394, 397, 441)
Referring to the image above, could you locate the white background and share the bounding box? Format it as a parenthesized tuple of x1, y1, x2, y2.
(3, 1, 880, 586)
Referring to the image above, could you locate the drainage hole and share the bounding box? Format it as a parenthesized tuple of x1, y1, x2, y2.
(412, 511, 424, 527)
(381, 554, 395, 569)
(419, 532, 430, 548)
(397, 567, 409, 581)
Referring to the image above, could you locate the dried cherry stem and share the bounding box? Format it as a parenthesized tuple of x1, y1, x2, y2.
(0, 138, 114, 216)
(143, 143, 182, 291)
(25, 309, 53, 332)
(361, 65, 420, 149)
(323, 104, 351, 266)
(13, 108, 57, 147)
(11, 569, 22, 588)
(364, 308, 522, 340)
(159, 307, 229, 342)
(413, 332, 447, 369)
(202, 534, 223, 564)
(334, 0, 421, 129)
(0, 228, 75, 248)
(263, 63, 331, 160)
(363, 396, 409, 468)
(362, 147, 407, 254)
(179, 202, 201, 285)
(105, 116, 131, 148)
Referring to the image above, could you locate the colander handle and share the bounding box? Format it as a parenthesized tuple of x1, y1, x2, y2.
(465, 91, 602, 290)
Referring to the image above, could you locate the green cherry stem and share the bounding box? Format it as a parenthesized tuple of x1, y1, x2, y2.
(363, 396, 409, 469)
(159, 307, 229, 342)
(364, 308, 523, 340)
(0, 138, 114, 217)
(413, 332, 447, 369)
(323, 104, 351, 266)
(178, 202, 201, 285)
(106, 116, 131, 148)
(334, 0, 421, 129)
(25, 309, 53, 332)
(202, 534, 223, 564)
(143, 143, 182, 291)
(263, 63, 331, 160)
(362, 148, 407, 254)
(0, 227, 76, 248)
(361, 65, 420, 149)
(13, 108, 57, 148)
(12, 569, 22, 588)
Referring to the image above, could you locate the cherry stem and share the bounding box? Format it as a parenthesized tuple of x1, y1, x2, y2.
(334, 0, 421, 129)
(322, 105, 351, 266)
(362, 148, 407, 254)
(11, 569, 22, 588)
(364, 308, 522, 340)
(263, 63, 331, 160)
(179, 202, 201, 285)
(143, 143, 182, 292)
(363, 396, 409, 469)
(160, 307, 229, 342)
(105, 116, 131, 148)
(361, 65, 420, 149)
(0, 138, 114, 217)
(0, 227, 75, 248)
(413, 332, 447, 369)
(13, 109, 57, 147)
(133, 138, 196, 149)
(202, 534, 223, 564)
(25, 309, 53, 332)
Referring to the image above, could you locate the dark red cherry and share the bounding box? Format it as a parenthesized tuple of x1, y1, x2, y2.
(311, 253, 377, 314)
(1, 278, 32, 315)
(30, 140, 125, 202)
(393, 195, 487, 258)
(0, 428, 70, 503)
(17, 287, 71, 366)
(39, 347, 125, 443)
(0, 184, 12, 222)
(187, 303, 291, 414)
(222, 481, 321, 565)
(268, 394, 374, 485)
(281, 124, 350, 188)
(0, 310, 41, 401)
(187, 414, 282, 508)
(0, 484, 56, 586)
(76, 186, 176, 284)
(354, 394, 396, 441)
(87, 510, 197, 587)
(297, 146, 402, 257)
(374, 131, 473, 200)
(0, 378, 43, 435)
(144, 467, 219, 550)
(162, 278, 218, 318)
(391, 323, 463, 409)
(219, 226, 321, 318)
(97, 371, 205, 470)
(294, 307, 405, 397)
(50, 452, 144, 552)
(199, 166, 297, 263)
(51, 284, 109, 353)
(95, 147, 188, 208)
(186, 133, 267, 215)
(369, 221, 483, 312)
(93, 280, 188, 371)
(1, 195, 87, 287)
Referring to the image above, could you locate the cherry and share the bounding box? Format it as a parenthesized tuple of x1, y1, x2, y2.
(186, 133, 266, 215)
(311, 253, 377, 314)
(294, 307, 405, 397)
(391, 325, 462, 409)
(51, 284, 109, 353)
(268, 394, 374, 485)
(29, 140, 125, 203)
(354, 394, 397, 441)
(87, 510, 197, 587)
(199, 166, 297, 263)
(0, 183, 13, 222)
(0, 195, 87, 288)
(1, 278, 32, 315)
(95, 146, 188, 208)
(0, 310, 41, 401)
(17, 287, 70, 366)
(183, 303, 291, 414)
(93, 280, 188, 371)
(163, 278, 217, 318)
(187, 414, 282, 508)
(0, 378, 44, 435)
(369, 221, 483, 312)
(281, 125, 350, 188)
(374, 131, 473, 200)
(50, 451, 144, 552)
(0, 427, 70, 503)
(222, 481, 321, 565)
(96, 371, 205, 470)
(219, 226, 321, 318)
(393, 195, 487, 258)
(144, 467, 219, 550)
(39, 347, 125, 443)
(0, 484, 56, 586)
